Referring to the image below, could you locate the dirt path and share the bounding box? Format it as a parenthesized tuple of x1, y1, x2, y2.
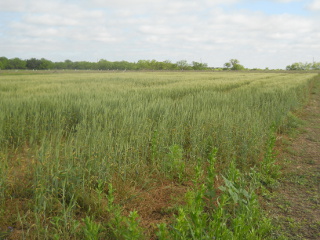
(266, 79, 320, 239)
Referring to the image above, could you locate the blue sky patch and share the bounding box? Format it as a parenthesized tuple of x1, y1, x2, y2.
(231, 0, 311, 16)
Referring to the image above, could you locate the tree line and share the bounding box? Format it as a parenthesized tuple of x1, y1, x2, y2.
(286, 62, 320, 70)
(2, 56, 318, 71)
(0, 57, 210, 71)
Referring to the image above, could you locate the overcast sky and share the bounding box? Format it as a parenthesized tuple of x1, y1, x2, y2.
(1, 0, 319, 69)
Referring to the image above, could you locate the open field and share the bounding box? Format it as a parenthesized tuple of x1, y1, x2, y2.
(0, 71, 318, 239)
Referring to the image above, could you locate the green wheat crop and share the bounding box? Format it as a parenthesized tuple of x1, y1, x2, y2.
(0, 71, 317, 239)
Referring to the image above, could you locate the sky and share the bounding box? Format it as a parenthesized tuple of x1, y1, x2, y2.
(0, 0, 319, 69)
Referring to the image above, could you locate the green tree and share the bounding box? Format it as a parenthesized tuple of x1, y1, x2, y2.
(8, 58, 26, 69)
(286, 62, 319, 70)
(113, 61, 128, 70)
(26, 58, 41, 69)
(192, 61, 208, 70)
(97, 59, 113, 70)
(39, 58, 53, 69)
(224, 59, 245, 70)
(137, 60, 150, 70)
(312, 62, 320, 70)
(176, 60, 189, 70)
(53, 61, 65, 69)
(230, 59, 239, 66)
(232, 63, 245, 70)
(224, 62, 231, 69)
(286, 63, 298, 70)
(231, 59, 244, 70)
(286, 62, 304, 70)
(162, 60, 176, 70)
(64, 59, 74, 69)
(0, 57, 9, 69)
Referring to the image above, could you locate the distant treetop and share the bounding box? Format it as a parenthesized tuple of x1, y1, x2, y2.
(224, 59, 245, 70)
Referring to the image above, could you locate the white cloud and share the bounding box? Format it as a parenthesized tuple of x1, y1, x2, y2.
(307, 0, 320, 10)
(0, 0, 29, 12)
(23, 14, 79, 27)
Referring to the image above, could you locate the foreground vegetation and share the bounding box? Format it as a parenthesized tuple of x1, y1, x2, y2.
(0, 71, 318, 239)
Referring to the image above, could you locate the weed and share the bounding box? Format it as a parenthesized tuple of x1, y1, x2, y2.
(83, 216, 102, 240)
(106, 183, 144, 240)
(163, 144, 186, 182)
(258, 129, 281, 189)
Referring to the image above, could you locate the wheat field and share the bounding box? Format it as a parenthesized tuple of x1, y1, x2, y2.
(0, 71, 317, 239)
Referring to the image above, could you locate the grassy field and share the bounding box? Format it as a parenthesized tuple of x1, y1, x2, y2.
(0, 71, 318, 239)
